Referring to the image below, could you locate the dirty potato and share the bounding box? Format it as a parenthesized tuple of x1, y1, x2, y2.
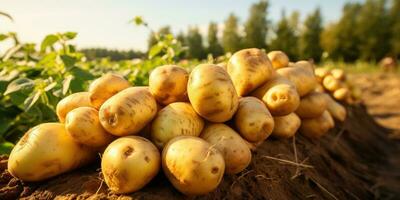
(272, 113, 301, 139)
(277, 66, 317, 97)
(300, 111, 335, 139)
(56, 92, 92, 123)
(267, 51, 289, 69)
(295, 92, 328, 119)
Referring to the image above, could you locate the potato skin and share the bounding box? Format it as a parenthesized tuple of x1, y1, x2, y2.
(228, 48, 274, 96)
(234, 97, 274, 142)
(201, 124, 252, 174)
(324, 94, 347, 122)
(272, 113, 301, 139)
(151, 102, 204, 149)
(295, 60, 314, 74)
(300, 111, 335, 139)
(333, 87, 350, 101)
(162, 136, 225, 195)
(267, 51, 289, 69)
(149, 65, 189, 105)
(314, 68, 330, 83)
(8, 123, 95, 181)
(65, 107, 114, 148)
(56, 92, 92, 123)
(99, 87, 157, 136)
(89, 73, 131, 109)
(188, 64, 239, 122)
(331, 69, 345, 80)
(322, 75, 341, 92)
(101, 136, 160, 194)
(296, 92, 328, 119)
(277, 67, 317, 97)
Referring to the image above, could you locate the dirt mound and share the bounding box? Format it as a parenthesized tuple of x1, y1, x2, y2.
(1, 104, 399, 200)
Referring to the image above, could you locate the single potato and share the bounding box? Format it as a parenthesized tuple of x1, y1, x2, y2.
(295, 60, 314, 74)
(333, 87, 350, 101)
(272, 113, 301, 139)
(56, 92, 92, 123)
(324, 94, 347, 122)
(295, 92, 327, 119)
(314, 68, 330, 83)
(322, 75, 341, 92)
(267, 51, 289, 69)
(277, 67, 317, 97)
(331, 69, 345, 80)
(300, 111, 334, 139)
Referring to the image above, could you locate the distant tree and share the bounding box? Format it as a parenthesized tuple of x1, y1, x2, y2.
(222, 13, 242, 53)
(299, 8, 323, 62)
(207, 22, 224, 57)
(243, 0, 269, 49)
(270, 10, 299, 60)
(389, 0, 400, 58)
(176, 31, 186, 45)
(81, 48, 144, 61)
(147, 26, 171, 50)
(186, 26, 206, 59)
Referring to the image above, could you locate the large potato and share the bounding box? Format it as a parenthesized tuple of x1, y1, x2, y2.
(99, 87, 157, 136)
(162, 136, 225, 195)
(101, 136, 160, 194)
(267, 51, 289, 69)
(151, 102, 204, 149)
(295, 92, 327, 119)
(322, 75, 341, 92)
(201, 124, 252, 174)
(277, 67, 317, 97)
(272, 113, 301, 139)
(56, 92, 92, 123)
(89, 73, 131, 109)
(8, 123, 95, 181)
(65, 107, 114, 148)
(227, 48, 274, 96)
(324, 94, 347, 122)
(234, 97, 274, 142)
(187, 64, 238, 122)
(149, 65, 189, 105)
(300, 111, 335, 139)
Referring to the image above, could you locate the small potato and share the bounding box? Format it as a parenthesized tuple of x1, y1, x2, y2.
(324, 94, 347, 122)
(314, 68, 330, 83)
(314, 84, 325, 93)
(89, 73, 131, 109)
(300, 111, 334, 139)
(322, 75, 341, 92)
(267, 51, 289, 69)
(201, 124, 252, 174)
(228, 48, 274, 96)
(234, 97, 274, 142)
(331, 69, 345, 80)
(56, 92, 92, 123)
(65, 107, 114, 148)
(99, 87, 157, 136)
(151, 102, 204, 149)
(295, 60, 314, 74)
(277, 67, 317, 97)
(149, 65, 189, 105)
(101, 136, 160, 194)
(162, 136, 225, 195)
(8, 123, 95, 181)
(333, 87, 350, 101)
(188, 64, 238, 122)
(295, 92, 327, 119)
(272, 113, 301, 139)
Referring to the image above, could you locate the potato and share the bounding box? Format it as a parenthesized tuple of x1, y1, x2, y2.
(99, 87, 157, 136)
(295, 92, 327, 119)
(314, 84, 325, 93)
(89, 73, 131, 109)
(272, 113, 301, 139)
(101, 136, 160, 194)
(188, 64, 238, 122)
(201, 124, 252, 174)
(331, 69, 345, 80)
(295, 60, 314, 74)
(333, 87, 350, 101)
(277, 67, 317, 97)
(56, 92, 92, 123)
(324, 94, 347, 122)
(65, 107, 114, 148)
(300, 111, 334, 139)
(149, 65, 189, 105)
(162, 136, 225, 195)
(267, 51, 289, 69)
(227, 48, 274, 96)
(151, 102, 204, 149)
(216, 62, 227, 71)
(314, 68, 330, 83)
(322, 75, 341, 92)
(234, 97, 274, 142)
(8, 123, 95, 181)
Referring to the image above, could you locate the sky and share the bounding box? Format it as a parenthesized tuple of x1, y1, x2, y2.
(0, 0, 363, 51)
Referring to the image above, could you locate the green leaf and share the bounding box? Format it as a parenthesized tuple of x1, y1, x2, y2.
(0, 33, 8, 41)
(63, 32, 77, 40)
(149, 44, 163, 59)
(132, 16, 144, 25)
(3, 78, 34, 96)
(61, 55, 77, 67)
(40, 34, 58, 52)
(0, 141, 14, 155)
(62, 75, 73, 95)
(24, 91, 41, 111)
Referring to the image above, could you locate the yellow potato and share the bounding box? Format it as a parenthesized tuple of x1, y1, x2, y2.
(333, 87, 350, 101)
(322, 75, 341, 92)
(201, 124, 252, 174)
(295, 60, 314, 74)
(151, 102, 204, 149)
(314, 68, 330, 83)
(187, 64, 238, 122)
(8, 123, 95, 181)
(89, 73, 131, 109)
(227, 48, 274, 96)
(324, 94, 347, 122)
(65, 107, 114, 148)
(314, 84, 325, 93)
(162, 136, 225, 195)
(295, 92, 328, 119)
(216, 62, 227, 71)
(99, 87, 157, 136)
(267, 51, 289, 69)
(149, 65, 189, 105)
(234, 97, 274, 142)
(277, 67, 317, 97)
(101, 136, 160, 194)
(300, 111, 334, 139)
(331, 69, 345, 80)
(56, 92, 92, 123)
(272, 113, 301, 139)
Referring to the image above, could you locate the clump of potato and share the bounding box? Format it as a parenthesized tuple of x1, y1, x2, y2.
(101, 136, 160, 194)
(234, 97, 274, 142)
(295, 92, 327, 119)
(277, 66, 317, 97)
(272, 113, 301, 139)
(56, 92, 92, 123)
(162, 136, 225, 195)
(300, 111, 335, 139)
(151, 102, 204, 149)
(227, 48, 274, 96)
(188, 64, 238, 122)
(201, 124, 252, 174)
(267, 51, 289, 69)
(149, 65, 189, 105)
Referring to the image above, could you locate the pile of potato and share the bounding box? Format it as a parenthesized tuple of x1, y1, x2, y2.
(7, 49, 348, 196)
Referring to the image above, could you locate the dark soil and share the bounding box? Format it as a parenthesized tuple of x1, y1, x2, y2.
(1, 104, 399, 200)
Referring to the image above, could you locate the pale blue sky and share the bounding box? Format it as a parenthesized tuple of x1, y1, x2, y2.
(1, 0, 363, 51)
